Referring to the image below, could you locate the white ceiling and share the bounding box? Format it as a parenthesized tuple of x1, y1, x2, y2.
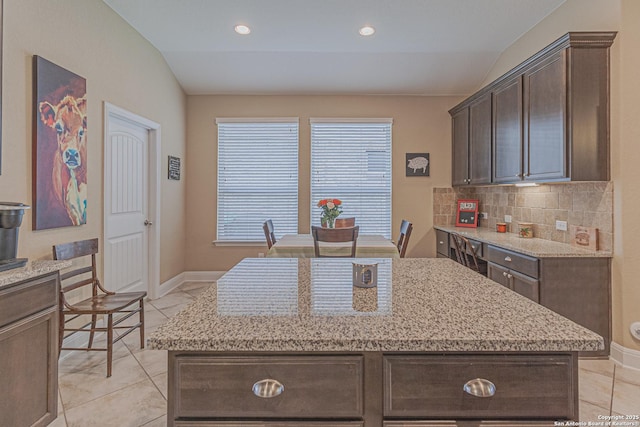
(103, 0, 566, 96)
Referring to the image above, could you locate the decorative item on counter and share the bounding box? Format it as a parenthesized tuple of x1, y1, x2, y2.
(518, 222, 534, 238)
(455, 199, 479, 228)
(570, 225, 598, 250)
(496, 222, 507, 233)
(317, 198, 342, 228)
(353, 262, 378, 288)
(0, 202, 30, 272)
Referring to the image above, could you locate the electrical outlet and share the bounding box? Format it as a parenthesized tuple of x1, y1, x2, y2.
(631, 322, 640, 340)
(504, 215, 512, 223)
(480, 212, 488, 219)
(555, 220, 568, 231)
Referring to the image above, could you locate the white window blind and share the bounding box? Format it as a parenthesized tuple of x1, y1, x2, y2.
(310, 119, 392, 238)
(217, 119, 299, 241)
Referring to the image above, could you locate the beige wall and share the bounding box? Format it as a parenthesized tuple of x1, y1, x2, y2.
(482, 0, 640, 351)
(185, 95, 461, 271)
(1, 0, 187, 283)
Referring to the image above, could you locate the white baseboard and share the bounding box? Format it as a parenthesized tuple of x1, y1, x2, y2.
(610, 342, 640, 370)
(155, 270, 226, 299)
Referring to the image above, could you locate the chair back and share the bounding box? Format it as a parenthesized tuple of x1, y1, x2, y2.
(263, 219, 277, 249)
(334, 217, 355, 228)
(53, 238, 100, 295)
(396, 220, 413, 258)
(311, 225, 359, 257)
(450, 233, 481, 272)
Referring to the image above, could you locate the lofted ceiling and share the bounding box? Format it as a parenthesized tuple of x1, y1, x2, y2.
(103, 0, 566, 96)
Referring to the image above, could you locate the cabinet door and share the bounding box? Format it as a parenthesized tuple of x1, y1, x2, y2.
(468, 94, 492, 185)
(524, 51, 567, 181)
(0, 308, 58, 427)
(451, 108, 469, 186)
(487, 262, 510, 289)
(492, 77, 523, 183)
(510, 269, 540, 303)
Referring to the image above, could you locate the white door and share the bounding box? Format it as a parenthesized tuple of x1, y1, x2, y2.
(104, 115, 150, 293)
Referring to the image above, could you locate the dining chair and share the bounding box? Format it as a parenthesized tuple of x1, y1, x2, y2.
(53, 238, 147, 377)
(311, 225, 359, 257)
(396, 219, 413, 258)
(263, 219, 277, 249)
(450, 232, 486, 275)
(334, 217, 355, 228)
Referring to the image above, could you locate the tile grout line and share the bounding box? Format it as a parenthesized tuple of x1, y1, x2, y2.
(610, 363, 616, 415)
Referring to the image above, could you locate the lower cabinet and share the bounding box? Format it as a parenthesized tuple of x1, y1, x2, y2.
(435, 230, 611, 357)
(488, 263, 539, 303)
(0, 272, 59, 427)
(168, 352, 577, 427)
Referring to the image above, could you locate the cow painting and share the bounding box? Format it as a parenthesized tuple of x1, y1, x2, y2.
(34, 56, 87, 230)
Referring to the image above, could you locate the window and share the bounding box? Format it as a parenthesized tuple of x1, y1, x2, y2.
(216, 118, 299, 242)
(310, 119, 392, 238)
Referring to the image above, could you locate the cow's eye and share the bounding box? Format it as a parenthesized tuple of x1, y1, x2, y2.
(55, 122, 63, 134)
(78, 128, 85, 138)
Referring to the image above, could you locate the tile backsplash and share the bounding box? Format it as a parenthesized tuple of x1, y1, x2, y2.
(433, 182, 613, 252)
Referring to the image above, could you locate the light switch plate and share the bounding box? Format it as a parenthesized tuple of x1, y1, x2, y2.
(504, 215, 512, 223)
(556, 220, 568, 231)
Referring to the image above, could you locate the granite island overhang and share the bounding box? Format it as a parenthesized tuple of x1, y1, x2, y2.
(149, 258, 602, 426)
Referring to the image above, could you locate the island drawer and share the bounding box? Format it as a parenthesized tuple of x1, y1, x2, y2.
(0, 272, 58, 329)
(486, 246, 539, 278)
(383, 354, 577, 419)
(172, 355, 364, 419)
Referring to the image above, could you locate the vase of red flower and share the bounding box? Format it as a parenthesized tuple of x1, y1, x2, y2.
(317, 198, 342, 228)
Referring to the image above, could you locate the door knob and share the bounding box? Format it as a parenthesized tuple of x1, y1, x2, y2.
(144, 220, 153, 226)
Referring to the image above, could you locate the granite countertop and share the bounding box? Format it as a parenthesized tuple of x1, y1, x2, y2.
(149, 257, 603, 353)
(0, 260, 71, 289)
(434, 225, 612, 258)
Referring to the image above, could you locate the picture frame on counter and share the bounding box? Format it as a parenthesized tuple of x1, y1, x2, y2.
(455, 199, 479, 228)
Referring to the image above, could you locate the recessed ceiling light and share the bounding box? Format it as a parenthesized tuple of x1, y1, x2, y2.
(234, 25, 251, 35)
(359, 26, 375, 36)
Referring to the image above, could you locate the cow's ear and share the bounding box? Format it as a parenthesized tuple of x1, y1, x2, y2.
(76, 96, 87, 115)
(39, 102, 57, 128)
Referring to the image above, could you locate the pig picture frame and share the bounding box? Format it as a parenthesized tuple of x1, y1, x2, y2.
(406, 153, 429, 176)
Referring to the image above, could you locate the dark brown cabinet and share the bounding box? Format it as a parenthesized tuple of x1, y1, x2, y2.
(492, 77, 523, 183)
(0, 272, 59, 427)
(451, 93, 492, 186)
(451, 108, 469, 186)
(524, 51, 567, 181)
(450, 32, 616, 186)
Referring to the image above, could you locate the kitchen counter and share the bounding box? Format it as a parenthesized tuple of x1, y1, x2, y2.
(434, 225, 612, 258)
(149, 257, 602, 353)
(0, 259, 71, 289)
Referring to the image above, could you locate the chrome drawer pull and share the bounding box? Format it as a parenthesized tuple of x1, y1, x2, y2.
(252, 379, 284, 398)
(463, 378, 496, 397)
(439, 241, 444, 245)
(504, 256, 512, 262)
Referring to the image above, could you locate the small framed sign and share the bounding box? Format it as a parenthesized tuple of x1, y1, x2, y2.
(168, 155, 181, 180)
(406, 153, 430, 176)
(456, 199, 479, 228)
(570, 225, 598, 250)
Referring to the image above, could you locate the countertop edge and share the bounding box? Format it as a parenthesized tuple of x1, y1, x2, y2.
(0, 259, 72, 288)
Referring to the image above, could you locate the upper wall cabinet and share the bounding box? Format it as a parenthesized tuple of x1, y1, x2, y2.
(451, 92, 492, 186)
(449, 32, 616, 186)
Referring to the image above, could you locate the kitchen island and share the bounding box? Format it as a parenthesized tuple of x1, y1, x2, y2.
(149, 257, 602, 426)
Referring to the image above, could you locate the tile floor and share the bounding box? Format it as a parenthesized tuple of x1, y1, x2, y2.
(52, 281, 640, 427)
